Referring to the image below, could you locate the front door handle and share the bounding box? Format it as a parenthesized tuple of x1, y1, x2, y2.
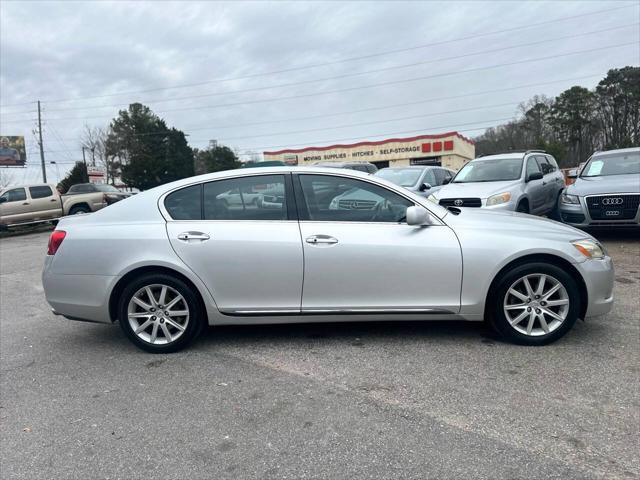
(177, 231, 210, 242)
(306, 235, 338, 245)
(22, 202, 30, 206)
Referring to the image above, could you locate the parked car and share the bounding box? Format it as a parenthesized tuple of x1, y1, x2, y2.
(43, 167, 613, 353)
(375, 166, 455, 197)
(63, 183, 131, 214)
(313, 161, 378, 174)
(559, 147, 640, 228)
(0, 182, 131, 229)
(427, 151, 564, 215)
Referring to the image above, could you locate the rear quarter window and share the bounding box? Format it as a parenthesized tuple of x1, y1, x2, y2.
(164, 184, 202, 220)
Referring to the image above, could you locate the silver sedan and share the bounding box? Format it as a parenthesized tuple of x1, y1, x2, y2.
(42, 167, 614, 352)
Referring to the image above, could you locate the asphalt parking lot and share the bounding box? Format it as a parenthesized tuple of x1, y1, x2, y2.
(1, 229, 638, 479)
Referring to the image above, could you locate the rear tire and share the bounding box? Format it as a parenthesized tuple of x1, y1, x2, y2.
(488, 262, 580, 346)
(118, 273, 204, 353)
(69, 205, 90, 215)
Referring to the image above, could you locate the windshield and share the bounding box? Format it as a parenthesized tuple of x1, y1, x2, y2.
(94, 184, 120, 192)
(375, 168, 423, 187)
(453, 157, 523, 183)
(581, 151, 640, 177)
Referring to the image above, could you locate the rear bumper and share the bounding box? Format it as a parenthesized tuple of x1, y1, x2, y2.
(42, 259, 115, 324)
(575, 256, 615, 318)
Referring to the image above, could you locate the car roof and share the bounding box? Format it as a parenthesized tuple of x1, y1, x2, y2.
(378, 165, 439, 170)
(592, 147, 640, 157)
(1, 183, 56, 190)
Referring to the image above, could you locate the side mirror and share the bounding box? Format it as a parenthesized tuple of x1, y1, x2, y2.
(442, 177, 451, 185)
(406, 206, 432, 226)
(526, 171, 543, 182)
(567, 169, 578, 179)
(419, 182, 432, 192)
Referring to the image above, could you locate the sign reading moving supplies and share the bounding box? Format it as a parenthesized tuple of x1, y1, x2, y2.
(0, 136, 27, 167)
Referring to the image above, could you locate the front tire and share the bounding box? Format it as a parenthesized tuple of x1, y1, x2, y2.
(488, 263, 580, 345)
(118, 273, 204, 353)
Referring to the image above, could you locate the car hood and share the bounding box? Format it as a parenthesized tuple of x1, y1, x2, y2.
(566, 174, 640, 196)
(445, 207, 591, 241)
(433, 180, 520, 199)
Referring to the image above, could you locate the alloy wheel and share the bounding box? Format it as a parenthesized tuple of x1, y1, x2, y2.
(503, 273, 570, 337)
(127, 284, 190, 345)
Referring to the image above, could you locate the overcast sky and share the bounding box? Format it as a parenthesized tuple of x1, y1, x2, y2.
(1, 0, 639, 184)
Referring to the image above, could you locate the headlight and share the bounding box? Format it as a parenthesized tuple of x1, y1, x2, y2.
(427, 194, 438, 203)
(486, 192, 512, 206)
(572, 239, 605, 259)
(561, 193, 580, 205)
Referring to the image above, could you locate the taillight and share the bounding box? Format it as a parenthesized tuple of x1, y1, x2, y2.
(47, 230, 66, 255)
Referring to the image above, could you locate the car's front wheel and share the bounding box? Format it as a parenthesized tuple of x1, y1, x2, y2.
(489, 263, 581, 345)
(118, 273, 204, 353)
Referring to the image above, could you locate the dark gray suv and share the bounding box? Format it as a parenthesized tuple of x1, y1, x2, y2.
(559, 147, 640, 228)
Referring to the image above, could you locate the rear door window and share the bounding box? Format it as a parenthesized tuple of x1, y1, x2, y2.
(203, 175, 288, 221)
(29, 186, 53, 199)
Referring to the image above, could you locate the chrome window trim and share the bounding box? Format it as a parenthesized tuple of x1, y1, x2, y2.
(158, 170, 446, 225)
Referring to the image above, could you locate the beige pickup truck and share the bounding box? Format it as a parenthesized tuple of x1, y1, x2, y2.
(0, 183, 130, 229)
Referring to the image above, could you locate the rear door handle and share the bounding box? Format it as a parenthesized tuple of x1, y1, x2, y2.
(306, 235, 338, 245)
(22, 202, 29, 205)
(177, 231, 210, 242)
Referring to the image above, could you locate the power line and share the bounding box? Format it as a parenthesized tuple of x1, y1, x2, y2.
(2, 2, 634, 108)
(26, 115, 515, 158)
(30, 72, 611, 144)
(10, 22, 634, 115)
(11, 41, 634, 124)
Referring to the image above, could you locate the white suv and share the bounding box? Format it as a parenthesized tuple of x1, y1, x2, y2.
(428, 150, 565, 215)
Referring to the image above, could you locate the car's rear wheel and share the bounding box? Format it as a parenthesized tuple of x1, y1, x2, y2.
(118, 273, 204, 353)
(69, 205, 90, 215)
(489, 263, 580, 345)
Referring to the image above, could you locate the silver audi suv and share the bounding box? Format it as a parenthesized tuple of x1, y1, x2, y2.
(42, 167, 613, 353)
(559, 147, 640, 229)
(428, 151, 565, 215)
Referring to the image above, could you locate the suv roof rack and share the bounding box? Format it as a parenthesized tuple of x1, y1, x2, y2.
(475, 149, 547, 158)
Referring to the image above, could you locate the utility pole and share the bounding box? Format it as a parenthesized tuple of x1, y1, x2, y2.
(81, 147, 89, 183)
(37, 100, 47, 183)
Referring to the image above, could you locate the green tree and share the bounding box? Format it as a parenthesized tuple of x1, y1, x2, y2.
(595, 66, 640, 149)
(105, 103, 194, 190)
(550, 86, 599, 167)
(194, 145, 240, 174)
(57, 162, 88, 193)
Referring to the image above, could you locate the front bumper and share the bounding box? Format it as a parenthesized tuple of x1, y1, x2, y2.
(559, 197, 640, 228)
(575, 256, 615, 318)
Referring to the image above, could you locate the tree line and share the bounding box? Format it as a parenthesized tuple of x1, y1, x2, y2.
(475, 66, 639, 167)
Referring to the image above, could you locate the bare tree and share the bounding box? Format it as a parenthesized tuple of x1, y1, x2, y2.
(0, 168, 17, 188)
(80, 125, 113, 183)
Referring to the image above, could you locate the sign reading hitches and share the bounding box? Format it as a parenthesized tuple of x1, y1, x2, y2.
(0, 136, 27, 167)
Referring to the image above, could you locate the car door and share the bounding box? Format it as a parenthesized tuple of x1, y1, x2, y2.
(28, 185, 62, 220)
(535, 156, 559, 212)
(164, 174, 304, 314)
(0, 187, 30, 224)
(523, 156, 546, 214)
(294, 173, 462, 313)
